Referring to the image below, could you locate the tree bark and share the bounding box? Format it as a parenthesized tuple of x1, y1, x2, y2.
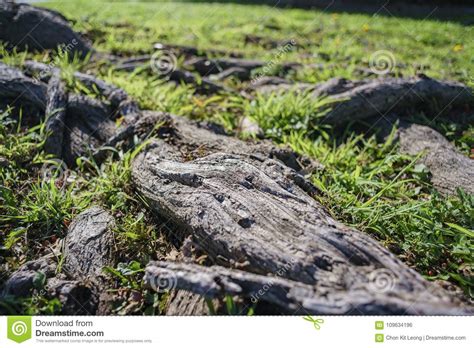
(0, 61, 150, 165)
(145, 261, 471, 315)
(63, 207, 115, 281)
(0, 254, 97, 315)
(185, 57, 264, 76)
(132, 113, 470, 315)
(398, 123, 474, 195)
(0, 2, 92, 58)
(254, 76, 473, 127)
(0, 62, 47, 112)
(44, 73, 68, 158)
(319, 76, 473, 126)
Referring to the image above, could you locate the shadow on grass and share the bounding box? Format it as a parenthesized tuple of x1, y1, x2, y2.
(168, 0, 474, 24)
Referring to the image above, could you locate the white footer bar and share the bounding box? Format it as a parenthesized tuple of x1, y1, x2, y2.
(0, 316, 472, 347)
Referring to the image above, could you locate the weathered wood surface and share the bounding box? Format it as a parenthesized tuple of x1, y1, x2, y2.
(398, 123, 474, 195)
(0, 254, 97, 314)
(0, 62, 47, 111)
(63, 207, 115, 281)
(23, 60, 140, 119)
(145, 261, 470, 315)
(0, 62, 149, 165)
(132, 113, 471, 314)
(113, 61, 227, 94)
(44, 73, 68, 158)
(254, 76, 473, 126)
(0, 3, 472, 314)
(321, 76, 472, 126)
(149, 111, 316, 173)
(0, 2, 92, 58)
(45, 278, 97, 315)
(0, 207, 115, 314)
(165, 290, 212, 315)
(185, 57, 298, 79)
(153, 42, 243, 58)
(60, 206, 115, 314)
(211, 67, 251, 81)
(1, 256, 57, 298)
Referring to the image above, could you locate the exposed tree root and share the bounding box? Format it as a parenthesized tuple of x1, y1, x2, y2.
(184, 57, 264, 76)
(44, 72, 68, 158)
(398, 123, 474, 195)
(153, 42, 243, 58)
(254, 76, 473, 126)
(63, 207, 115, 283)
(145, 261, 471, 315)
(166, 290, 212, 315)
(0, 2, 92, 58)
(132, 115, 471, 315)
(0, 3, 472, 314)
(113, 59, 227, 94)
(319, 76, 472, 126)
(0, 62, 47, 113)
(0, 62, 149, 165)
(1, 207, 115, 314)
(253, 75, 474, 195)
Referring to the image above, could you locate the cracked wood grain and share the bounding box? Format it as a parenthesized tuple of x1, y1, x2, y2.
(132, 115, 471, 314)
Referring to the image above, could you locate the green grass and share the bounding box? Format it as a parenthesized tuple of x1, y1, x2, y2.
(46, 0, 474, 84)
(0, 0, 473, 313)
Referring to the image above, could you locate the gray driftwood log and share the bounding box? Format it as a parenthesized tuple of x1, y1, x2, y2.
(398, 123, 474, 195)
(132, 112, 471, 315)
(0, 2, 92, 58)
